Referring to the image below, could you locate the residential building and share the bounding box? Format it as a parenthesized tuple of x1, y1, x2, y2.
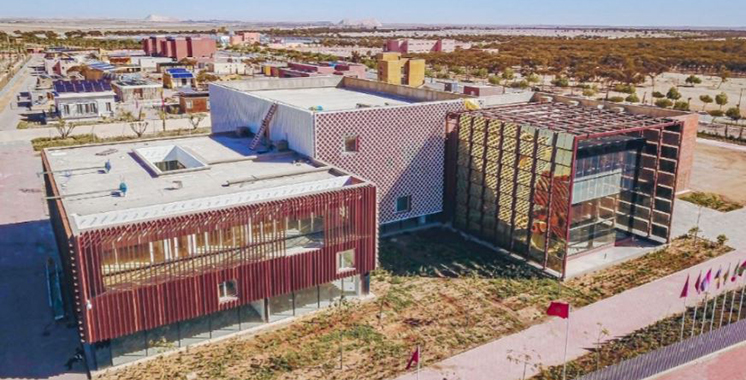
(230, 32, 261, 46)
(210, 76, 481, 228)
(208, 60, 252, 75)
(53, 80, 116, 119)
(384, 38, 471, 54)
(377, 53, 425, 87)
(179, 89, 210, 113)
(42, 135, 377, 370)
(163, 68, 196, 89)
(142, 36, 216, 61)
(111, 79, 163, 103)
(443, 95, 697, 279)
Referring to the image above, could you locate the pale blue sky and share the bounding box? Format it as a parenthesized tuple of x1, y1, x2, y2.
(2, 0, 745, 27)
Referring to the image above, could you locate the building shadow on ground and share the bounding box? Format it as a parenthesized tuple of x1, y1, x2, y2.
(0, 219, 86, 379)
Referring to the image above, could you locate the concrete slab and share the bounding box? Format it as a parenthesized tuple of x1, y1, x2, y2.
(250, 87, 411, 111)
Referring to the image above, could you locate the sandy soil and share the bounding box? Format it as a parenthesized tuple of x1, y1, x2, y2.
(689, 142, 746, 204)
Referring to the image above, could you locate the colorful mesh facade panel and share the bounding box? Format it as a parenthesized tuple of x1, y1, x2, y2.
(450, 113, 572, 273)
(71, 185, 377, 343)
(448, 111, 682, 277)
(315, 101, 465, 223)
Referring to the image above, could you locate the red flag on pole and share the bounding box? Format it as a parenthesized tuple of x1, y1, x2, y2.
(694, 271, 702, 295)
(406, 346, 420, 370)
(547, 301, 570, 319)
(680, 274, 690, 298)
(701, 269, 712, 292)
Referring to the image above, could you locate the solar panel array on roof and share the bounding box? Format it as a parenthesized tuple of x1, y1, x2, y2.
(166, 68, 194, 79)
(53, 80, 113, 94)
(87, 61, 116, 71)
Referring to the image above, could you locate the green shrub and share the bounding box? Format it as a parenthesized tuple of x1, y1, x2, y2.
(708, 110, 725, 117)
(625, 93, 640, 103)
(551, 76, 569, 87)
(673, 101, 690, 111)
(608, 96, 624, 103)
(652, 91, 665, 98)
(655, 99, 673, 108)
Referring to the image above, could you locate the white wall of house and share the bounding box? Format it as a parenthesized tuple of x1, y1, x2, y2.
(208, 62, 252, 75)
(55, 93, 117, 119)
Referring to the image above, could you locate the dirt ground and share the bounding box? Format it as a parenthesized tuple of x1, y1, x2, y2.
(689, 142, 746, 204)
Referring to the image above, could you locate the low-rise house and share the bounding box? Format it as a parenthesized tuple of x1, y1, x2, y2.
(179, 89, 209, 113)
(112, 79, 163, 103)
(53, 80, 116, 120)
(163, 68, 196, 89)
(208, 60, 252, 75)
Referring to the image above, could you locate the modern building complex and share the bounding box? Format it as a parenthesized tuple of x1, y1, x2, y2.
(377, 52, 425, 87)
(209, 76, 480, 228)
(42, 135, 377, 369)
(142, 36, 216, 61)
(53, 80, 116, 119)
(444, 96, 697, 278)
(384, 38, 471, 54)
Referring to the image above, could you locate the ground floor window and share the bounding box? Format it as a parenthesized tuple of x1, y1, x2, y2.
(92, 275, 364, 370)
(396, 195, 412, 213)
(218, 280, 238, 302)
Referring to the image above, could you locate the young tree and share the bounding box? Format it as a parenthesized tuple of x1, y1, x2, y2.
(718, 69, 730, 89)
(55, 119, 76, 139)
(655, 98, 673, 108)
(652, 91, 665, 98)
(625, 93, 640, 103)
(501, 68, 515, 83)
(699, 95, 713, 111)
(666, 87, 682, 101)
(158, 110, 168, 132)
(188, 113, 206, 131)
(673, 101, 690, 111)
(725, 107, 741, 122)
(715, 92, 728, 110)
(685, 75, 702, 86)
(129, 121, 149, 138)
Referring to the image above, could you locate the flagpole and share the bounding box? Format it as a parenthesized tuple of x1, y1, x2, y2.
(719, 280, 729, 328)
(417, 345, 420, 380)
(738, 274, 746, 321)
(690, 302, 698, 338)
(562, 307, 571, 380)
(710, 293, 717, 332)
(700, 293, 709, 335)
(729, 280, 737, 324)
(680, 296, 687, 341)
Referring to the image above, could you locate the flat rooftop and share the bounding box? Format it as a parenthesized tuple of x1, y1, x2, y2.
(251, 87, 412, 111)
(459, 102, 677, 137)
(215, 76, 467, 112)
(45, 135, 360, 233)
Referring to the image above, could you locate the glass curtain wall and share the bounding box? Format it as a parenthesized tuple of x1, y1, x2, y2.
(568, 136, 644, 256)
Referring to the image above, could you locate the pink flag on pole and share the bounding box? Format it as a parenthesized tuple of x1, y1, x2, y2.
(694, 271, 702, 294)
(680, 274, 690, 298)
(701, 269, 712, 292)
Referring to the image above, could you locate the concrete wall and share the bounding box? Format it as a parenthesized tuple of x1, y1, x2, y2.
(341, 77, 468, 102)
(209, 84, 316, 156)
(218, 76, 342, 92)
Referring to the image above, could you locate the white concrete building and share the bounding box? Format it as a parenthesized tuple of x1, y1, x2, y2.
(53, 80, 116, 119)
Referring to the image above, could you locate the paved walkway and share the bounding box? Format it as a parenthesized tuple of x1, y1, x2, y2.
(650, 341, 746, 380)
(398, 165, 746, 380)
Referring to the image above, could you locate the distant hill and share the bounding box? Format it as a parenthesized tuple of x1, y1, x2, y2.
(144, 14, 179, 23)
(338, 18, 382, 28)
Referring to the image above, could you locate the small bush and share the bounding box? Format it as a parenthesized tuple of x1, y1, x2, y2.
(673, 101, 690, 111)
(608, 96, 624, 103)
(625, 93, 640, 103)
(551, 76, 569, 87)
(655, 99, 673, 108)
(652, 91, 665, 98)
(680, 191, 743, 212)
(708, 110, 725, 117)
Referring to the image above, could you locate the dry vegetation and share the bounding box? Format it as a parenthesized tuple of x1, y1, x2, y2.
(96, 228, 731, 380)
(679, 191, 743, 212)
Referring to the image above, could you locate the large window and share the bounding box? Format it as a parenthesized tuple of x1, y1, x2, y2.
(285, 214, 324, 251)
(344, 136, 359, 153)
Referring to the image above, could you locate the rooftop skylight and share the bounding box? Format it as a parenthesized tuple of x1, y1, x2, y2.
(133, 145, 209, 176)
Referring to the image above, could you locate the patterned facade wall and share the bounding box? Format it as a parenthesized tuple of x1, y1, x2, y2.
(315, 101, 466, 223)
(73, 185, 377, 343)
(209, 84, 315, 156)
(449, 114, 572, 274)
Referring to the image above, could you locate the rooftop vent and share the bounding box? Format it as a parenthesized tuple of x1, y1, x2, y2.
(133, 145, 209, 176)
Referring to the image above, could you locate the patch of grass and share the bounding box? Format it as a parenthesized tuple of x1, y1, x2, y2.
(95, 228, 731, 380)
(680, 191, 743, 212)
(533, 284, 746, 380)
(31, 127, 211, 151)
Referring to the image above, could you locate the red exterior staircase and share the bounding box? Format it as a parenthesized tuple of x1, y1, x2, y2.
(249, 103, 278, 150)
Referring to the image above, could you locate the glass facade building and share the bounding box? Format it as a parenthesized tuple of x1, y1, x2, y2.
(445, 102, 684, 278)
